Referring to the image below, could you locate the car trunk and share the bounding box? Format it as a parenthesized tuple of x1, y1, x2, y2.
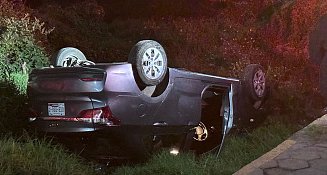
(28, 67, 106, 94)
(27, 66, 108, 132)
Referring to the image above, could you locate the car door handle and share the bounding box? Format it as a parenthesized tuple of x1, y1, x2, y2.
(153, 121, 168, 127)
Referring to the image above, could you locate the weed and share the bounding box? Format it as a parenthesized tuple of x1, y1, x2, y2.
(0, 15, 49, 78)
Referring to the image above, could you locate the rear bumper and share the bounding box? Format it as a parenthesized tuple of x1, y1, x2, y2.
(29, 119, 96, 133)
(29, 120, 151, 160)
(29, 119, 193, 161)
(29, 118, 193, 134)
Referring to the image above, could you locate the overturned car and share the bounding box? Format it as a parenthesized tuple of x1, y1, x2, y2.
(27, 40, 268, 162)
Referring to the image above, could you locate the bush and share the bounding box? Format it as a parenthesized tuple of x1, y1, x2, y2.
(0, 0, 51, 134)
(0, 14, 50, 79)
(9, 73, 28, 95)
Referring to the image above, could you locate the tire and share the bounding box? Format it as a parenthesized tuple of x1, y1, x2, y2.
(242, 64, 267, 101)
(236, 94, 268, 131)
(190, 121, 222, 155)
(128, 40, 168, 86)
(52, 47, 87, 67)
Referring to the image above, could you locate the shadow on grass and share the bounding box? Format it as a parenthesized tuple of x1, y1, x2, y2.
(0, 81, 29, 136)
(0, 133, 96, 175)
(113, 119, 296, 175)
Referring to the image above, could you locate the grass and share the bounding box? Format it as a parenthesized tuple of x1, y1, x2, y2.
(9, 73, 28, 95)
(306, 125, 327, 140)
(0, 135, 96, 175)
(0, 120, 295, 175)
(113, 120, 295, 175)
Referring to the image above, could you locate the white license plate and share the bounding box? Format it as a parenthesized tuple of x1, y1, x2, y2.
(48, 103, 65, 116)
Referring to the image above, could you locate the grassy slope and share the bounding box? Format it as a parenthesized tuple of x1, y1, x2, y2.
(0, 0, 325, 174)
(0, 120, 294, 175)
(113, 121, 294, 175)
(0, 136, 96, 175)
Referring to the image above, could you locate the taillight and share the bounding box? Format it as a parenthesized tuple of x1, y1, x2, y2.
(80, 73, 104, 82)
(80, 77, 103, 81)
(76, 109, 94, 123)
(78, 106, 120, 126)
(39, 106, 120, 126)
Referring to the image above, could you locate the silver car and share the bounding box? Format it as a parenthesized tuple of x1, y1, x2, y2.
(27, 40, 268, 162)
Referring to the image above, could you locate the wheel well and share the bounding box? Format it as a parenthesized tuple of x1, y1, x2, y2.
(190, 86, 226, 154)
(132, 67, 170, 97)
(201, 87, 224, 135)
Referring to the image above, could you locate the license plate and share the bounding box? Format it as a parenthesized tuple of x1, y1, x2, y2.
(48, 103, 65, 116)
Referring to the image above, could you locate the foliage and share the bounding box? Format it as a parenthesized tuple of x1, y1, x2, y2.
(0, 0, 25, 18)
(0, 0, 50, 134)
(0, 14, 50, 79)
(9, 73, 28, 95)
(114, 120, 294, 175)
(41, 0, 127, 62)
(0, 0, 324, 173)
(0, 136, 96, 175)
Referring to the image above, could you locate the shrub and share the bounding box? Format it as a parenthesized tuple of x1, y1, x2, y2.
(9, 73, 28, 95)
(0, 14, 50, 79)
(0, 0, 51, 134)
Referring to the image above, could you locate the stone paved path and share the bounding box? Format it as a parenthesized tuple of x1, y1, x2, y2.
(234, 115, 327, 175)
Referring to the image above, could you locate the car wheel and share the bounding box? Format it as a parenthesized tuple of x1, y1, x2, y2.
(191, 120, 222, 155)
(52, 47, 87, 67)
(242, 64, 267, 102)
(193, 122, 209, 142)
(128, 40, 168, 86)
